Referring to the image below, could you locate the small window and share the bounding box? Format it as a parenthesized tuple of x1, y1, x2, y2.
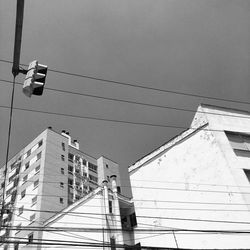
(14, 243, 19, 250)
(89, 174, 98, 183)
(117, 186, 121, 193)
(23, 175, 28, 184)
(60, 182, 64, 188)
(68, 179, 73, 186)
(18, 206, 24, 215)
(35, 165, 40, 173)
(38, 140, 43, 148)
(61, 155, 65, 161)
(11, 162, 16, 170)
(61, 168, 65, 174)
(32, 196, 37, 205)
(34, 180, 39, 189)
(129, 212, 137, 227)
(88, 162, 98, 173)
(60, 198, 64, 204)
(62, 142, 65, 151)
(30, 214, 35, 222)
(68, 165, 73, 173)
(25, 162, 30, 170)
(68, 153, 74, 162)
(28, 233, 33, 243)
(108, 200, 113, 213)
(82, 159, 86, 165)
(21, 190, 26, 199)
(36, 152, 42, 161)
(106, 164, 109, 169)
(26, 149, 31, 158)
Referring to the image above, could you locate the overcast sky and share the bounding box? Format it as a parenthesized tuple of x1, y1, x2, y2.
(0, 0, 249, 180)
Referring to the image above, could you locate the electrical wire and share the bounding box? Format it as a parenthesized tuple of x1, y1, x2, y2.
(7, 207, 250, 225)
(0, 76, 16, 231)
(1, 59, 250, 106)
(1, 78, 250, 122)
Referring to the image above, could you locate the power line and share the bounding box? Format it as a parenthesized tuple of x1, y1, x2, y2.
(3, 225, 250, 234)
(1, 59, 250, 106)
(8, 207, 250, 225)
(1, 78, 250, 122)
(0, 76, 16, 231)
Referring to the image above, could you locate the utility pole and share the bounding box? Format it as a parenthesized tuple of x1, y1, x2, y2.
(0, 0, 25, 242)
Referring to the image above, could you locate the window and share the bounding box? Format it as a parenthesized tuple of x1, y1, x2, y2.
(18, 206, 24, 215)
(89, 174, 98, 183)
(62, 142, 65, 151)
(244, 169, 250, 183)
(129, 212, 137, 227)
(25, 162, 30, 170)
(30, 214, 35, 222)
(28, 233, 33, 243)
(226, 132, 250, 151)
(34, 180, 39, 189)
(14, 243, 19, 250)
(68, 165, 73, 173)
(38, 140, 43, 148)
(117, 186, 121, 193)
(22, 175, 28, 184)
(61, 155, 65, 161)
(68, 153, 74, 162)
(68, 179, 73, 186)
(60, 198, 64, 204)
(32, 196, 37, 205)
(60, 182, 64, 188)
(26, 149, 31, 158)
(11, 162, 17, 170)
(108, 200, 113, 213)
(88, 162, 98, 173)
(36, 152, 42, 161)
(61, 168, 65, 174)
(21, 190, 26, 199)
(82, 159, 86, 165)
(106, 164, 109, 169)
(35, 165, 40, 173)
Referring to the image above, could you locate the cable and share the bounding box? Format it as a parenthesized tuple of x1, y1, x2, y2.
(1, 59, 250, 106)
(3, 225, 250, 234)
(1, 78, 250, 122)
(0, 76, 16, 231)
(8, 207, 250, 225)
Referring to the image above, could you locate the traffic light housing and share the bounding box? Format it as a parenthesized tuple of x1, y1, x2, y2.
(23, 60, 48, 97)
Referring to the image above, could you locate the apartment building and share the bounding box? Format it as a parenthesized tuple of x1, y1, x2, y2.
(0, 128, 122, 249)
(129, 104, 250, 249)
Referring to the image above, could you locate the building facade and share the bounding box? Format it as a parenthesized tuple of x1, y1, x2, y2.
(129, 104, 250, 249)
(40, 176, 137, 250)
(0, 128, 122, 249)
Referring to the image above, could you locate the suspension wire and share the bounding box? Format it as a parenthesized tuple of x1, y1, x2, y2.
(0, 76, 16, 230)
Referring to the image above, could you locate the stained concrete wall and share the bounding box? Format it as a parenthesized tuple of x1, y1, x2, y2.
(129, 105, 250, 249)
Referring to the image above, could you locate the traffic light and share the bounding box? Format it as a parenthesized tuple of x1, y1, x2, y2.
(23, 60, 48, 97)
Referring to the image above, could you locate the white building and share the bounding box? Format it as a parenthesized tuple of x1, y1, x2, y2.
(40, 176, 137, 250)
(0, 128, 124, 250)
(129, 104, 250, 249)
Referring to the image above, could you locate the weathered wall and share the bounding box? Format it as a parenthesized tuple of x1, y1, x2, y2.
(130, 106, 250, 249)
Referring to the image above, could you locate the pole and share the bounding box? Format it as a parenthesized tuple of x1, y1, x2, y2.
(12, 0, 25, 77)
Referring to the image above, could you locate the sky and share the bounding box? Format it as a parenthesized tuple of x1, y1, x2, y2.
(0, 0, 249, 180)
